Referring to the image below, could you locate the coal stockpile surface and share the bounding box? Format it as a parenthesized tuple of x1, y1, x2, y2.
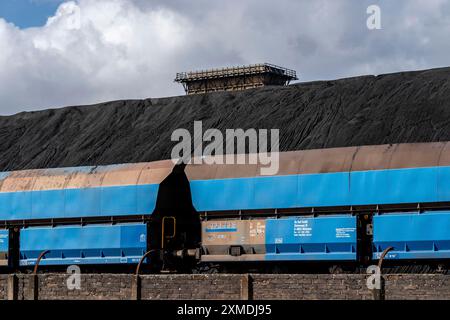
(1, 67, 450, 171)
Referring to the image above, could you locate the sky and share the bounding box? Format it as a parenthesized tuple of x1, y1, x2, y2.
(0, 0, 65, 28)
(0, 0, 450, 115)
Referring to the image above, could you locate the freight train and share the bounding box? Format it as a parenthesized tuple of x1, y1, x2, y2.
(1, 141, 450, 273)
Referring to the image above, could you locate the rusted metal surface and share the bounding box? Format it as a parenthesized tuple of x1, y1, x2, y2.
(0, 170, 40, 192)
(373, 246, 394, 301)
(65, 167, 106, 189)
(135, 250, 155, 275)
(33, 169, 71, 191)
(176, 63, 298, 82)
(388, 142, 444, 169)
(102, 163, 147, 187)
(137, 160, 176, 185)
(0, 172, 11, 192)
(214, 164, 259, 180)
(0, 253, 7, 266)
(0, 160, 175, 193)
(201, 219, 266, 262)
(33, 250, 50, 274)
(2, 142, 448, 189)
(439, 141, 450, 167)
(261, 151, 302, 176)
(377, 246, 394, 270)
(175, 63, 298, 95)
(298, 146, 357, 174)
(185, 159, 219, 180)
(1, 142, 449, 192)
(186, 142, 450, 181)
(350, 144, 395, 171)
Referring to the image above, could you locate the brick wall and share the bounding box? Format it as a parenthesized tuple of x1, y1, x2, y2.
(13, 274, 131, 300)
(251, 274, 373, 300)
(384, 274, 450, 300)
(37, 274, 131, 300)
(140, 274, 243, 300)
(1, 273, 450, 300)
(0, 275, 7, 300)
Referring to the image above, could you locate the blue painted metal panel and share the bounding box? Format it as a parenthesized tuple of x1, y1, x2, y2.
(300, 172, 350, 207)
(32, 189, 65, 219)
(253, 175, 298, 209)
(265, 215, 357, 261)
(137, 184, 159, 214)
(0, 230, 8, 255)
(65, 188, 101, 218)
(189, 180, 216, 212)
(349, 170, 389, 205)
(0, 184, 159, 221)
(10, 192, 32, 220)
(19, 223, 147, 266)
(438, 166, 450, 202)
(373, 211, 450, 260)
(190, 178, 255, 211)
(190, 166, 450, 212)
(101, 185, 138, 216)
(387, 167, 438, 204)
(0, 193, 12, 219)
(191, 176, 299, 211)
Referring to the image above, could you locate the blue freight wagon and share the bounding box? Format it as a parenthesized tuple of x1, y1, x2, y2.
(0, 141, 449, 272)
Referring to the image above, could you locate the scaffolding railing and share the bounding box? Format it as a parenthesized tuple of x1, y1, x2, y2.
(175, 63, 298, 82)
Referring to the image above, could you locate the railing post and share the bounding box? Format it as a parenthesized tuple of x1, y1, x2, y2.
(131, 250, 154, 300)
(373, 246, 393, 300)
(27, 249, 50, 300)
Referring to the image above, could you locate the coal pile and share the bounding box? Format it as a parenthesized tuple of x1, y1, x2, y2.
(1, 67, 450, 172)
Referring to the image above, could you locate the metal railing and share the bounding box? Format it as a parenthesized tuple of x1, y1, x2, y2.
(175, 63, 298, 82)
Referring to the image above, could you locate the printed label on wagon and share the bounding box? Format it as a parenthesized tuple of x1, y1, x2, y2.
(335, 227, 356, 238)
(205, 221, 238, 233)
(0, 233, 7, 245)
(294, 219, 312, 237)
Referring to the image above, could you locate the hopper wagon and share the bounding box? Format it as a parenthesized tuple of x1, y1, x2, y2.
(186, 142, 450, 272)
(0, 141, 450, 273)
(0, 161, 200, 271)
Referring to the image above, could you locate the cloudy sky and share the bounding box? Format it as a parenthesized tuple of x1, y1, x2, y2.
(0, 0, 449, 115)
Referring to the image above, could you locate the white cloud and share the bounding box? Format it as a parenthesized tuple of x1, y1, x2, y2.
(0, 0, 450, 114)
(0, 0, 193, 114)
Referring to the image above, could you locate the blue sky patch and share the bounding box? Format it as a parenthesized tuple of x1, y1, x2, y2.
(0, 0, 66, 28)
